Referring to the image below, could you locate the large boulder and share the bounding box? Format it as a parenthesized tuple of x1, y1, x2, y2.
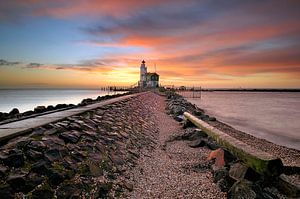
(34, 106, 46, 113)
(9, 108, 19, 116)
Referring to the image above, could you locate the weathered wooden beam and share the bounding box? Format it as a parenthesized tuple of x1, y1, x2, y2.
(183, 112, 283, 177)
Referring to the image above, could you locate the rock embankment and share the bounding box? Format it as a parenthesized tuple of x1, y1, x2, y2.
(0, 92, 157, 198)
(165, 91, 300, 198)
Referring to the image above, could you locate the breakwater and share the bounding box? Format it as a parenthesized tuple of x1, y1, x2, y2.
(165, 91, 300, 198)
(0, 92, 130, 124)
(0, 92, 157, 198)
(0, 91, 299, 198)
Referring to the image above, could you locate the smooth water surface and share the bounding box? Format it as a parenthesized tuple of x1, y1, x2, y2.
(0, 89, 125, 113)
(187, 92, 300, 150)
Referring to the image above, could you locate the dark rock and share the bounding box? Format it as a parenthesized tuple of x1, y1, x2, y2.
(80, 98, 93, 105)
(48, 169, 66, 186)
(278, 174, 300, 197)
(229, 162, 248, 181)
(0, 165, 8, 177)
(182, 119, 195, 128)
(174, 115, 184, 122)
(96, 182, 113, 198)
(15, 137, 32, 149)
(208, 117, 216, 121)
(25, 149, 43, 161)
(31, 186, 54, 199)
(7, 172, 27, 192)
(217, 178, 231, 192)
(44, 148, 63, 162)
(224, 150, 236, 165)
(206, 138, 219, 150)
(23, 172, 44, 193)
(172, 105, 185, 116)
(34, 106, 46, 113)
(23, 110, 34, 116)
(31, 160, 50, 175)
(46, 105, 55, 111)
(123, 182, 133, 192)
(9, 108, 19, 116)
(213, 167, 229, 183)
(59, 130, 81, 143)
(30, 127, 46, 137)
(0, 150, 25, 167)
(55, 103, 68, 109)
(228, 180, 256, 199)
(189, 129, 208, 140)
(189, 139, 206, 148)
(0, 183, 13, 199)
(56, 183, 82, 199)
(27, 141, 47, 152)
(109, 153, 124, 166)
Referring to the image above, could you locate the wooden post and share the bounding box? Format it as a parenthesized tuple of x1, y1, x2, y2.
(183, 112, 283, 176)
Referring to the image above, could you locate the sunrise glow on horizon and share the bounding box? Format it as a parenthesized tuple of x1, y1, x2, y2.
(1, 1, 300, 88)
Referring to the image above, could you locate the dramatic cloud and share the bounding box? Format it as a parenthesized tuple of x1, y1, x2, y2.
(1, 0, 300, 87)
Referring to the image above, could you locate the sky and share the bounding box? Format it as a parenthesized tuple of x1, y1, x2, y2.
(0, 0, 300, 88)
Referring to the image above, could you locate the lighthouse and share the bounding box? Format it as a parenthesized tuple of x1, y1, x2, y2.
(139, 60, 147, 87)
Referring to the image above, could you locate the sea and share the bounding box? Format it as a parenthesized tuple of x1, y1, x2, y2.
(0, 89, 126, 113)
(186, 91, 300, 150)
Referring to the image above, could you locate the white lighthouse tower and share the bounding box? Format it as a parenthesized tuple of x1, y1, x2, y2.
(139, 60, 147, 87)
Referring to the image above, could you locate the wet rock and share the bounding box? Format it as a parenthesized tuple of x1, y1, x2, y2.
(59, 130, 81, 143)
(34, 106, 46, 113)
(228, 180, 256, 199)
(9, 108, 19, 116)
(0, 149, 25, 167)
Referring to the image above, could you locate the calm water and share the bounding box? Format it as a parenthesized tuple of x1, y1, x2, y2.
(187, 92, 300, 150)
(0, 89, 126, 113)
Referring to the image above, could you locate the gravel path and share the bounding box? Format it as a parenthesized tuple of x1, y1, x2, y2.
(125, 94, 226, 198)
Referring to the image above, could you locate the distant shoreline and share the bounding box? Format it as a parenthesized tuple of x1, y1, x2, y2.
(199, 88, 300, 92)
